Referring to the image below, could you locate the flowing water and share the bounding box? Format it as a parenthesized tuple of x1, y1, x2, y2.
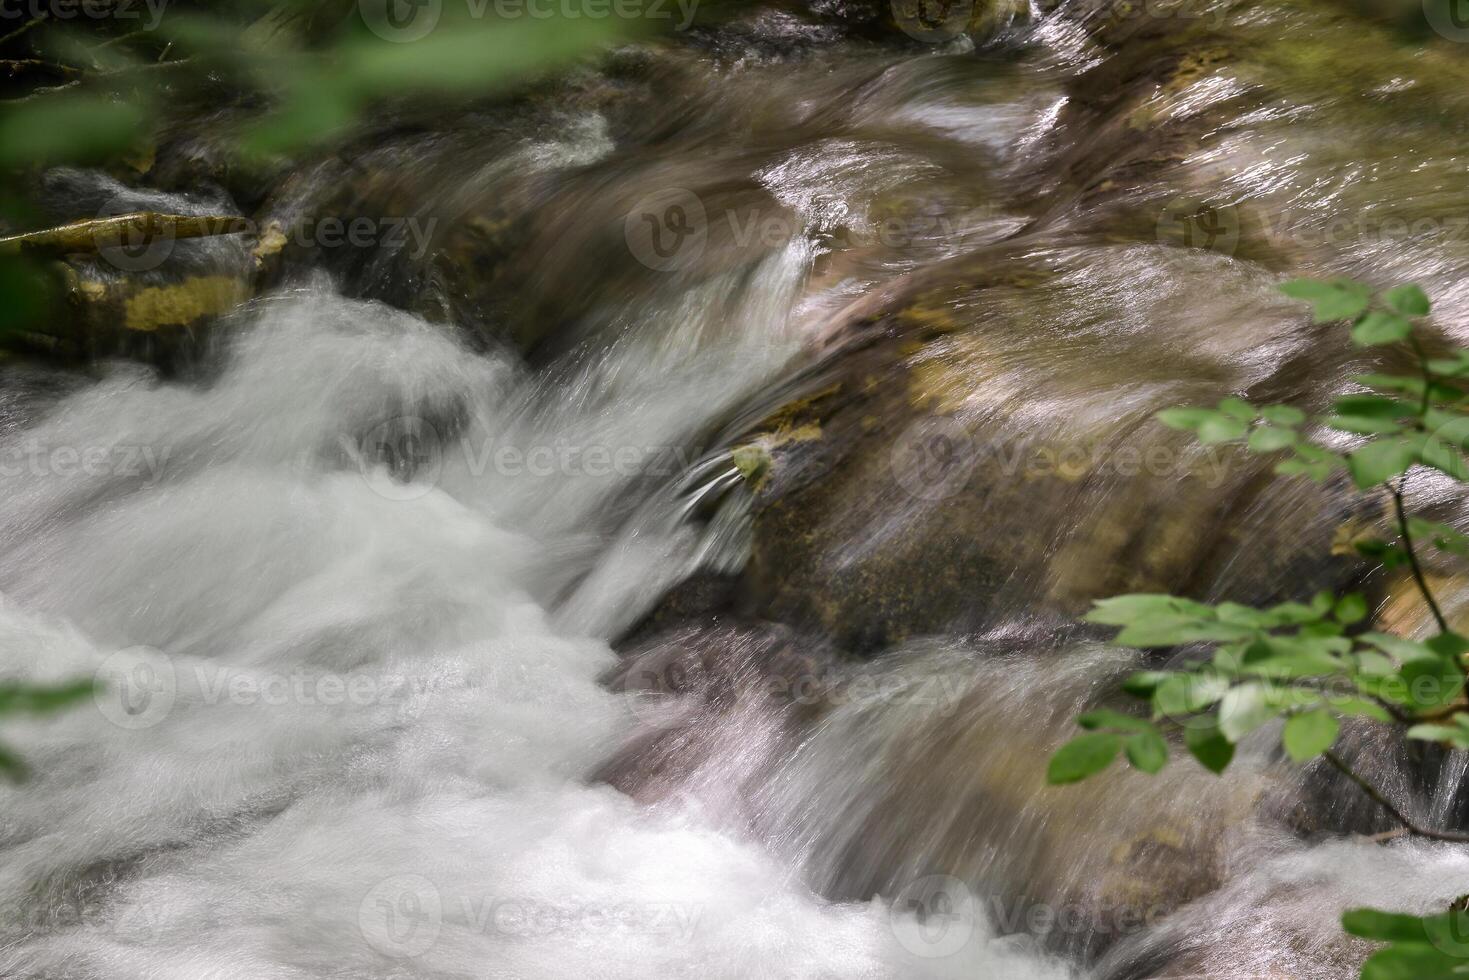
(5, 0, 1469, 977)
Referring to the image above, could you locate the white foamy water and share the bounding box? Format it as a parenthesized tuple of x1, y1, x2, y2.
(0, 273, 1073, 979)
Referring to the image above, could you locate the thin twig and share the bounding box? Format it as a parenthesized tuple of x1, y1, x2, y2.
(93, 30, 147, 52)
(1, 59, 81, 78)
(0, 14, 48, 48)
(1410, 334, 1435, 417)
(1392, 481, 1451, 635)
(1323, 749, 1469, 844)
(0, 57, 194, 105)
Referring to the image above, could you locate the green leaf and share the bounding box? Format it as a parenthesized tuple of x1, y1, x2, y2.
(1428, 355, 1469, 377)
(1260, 405, 1306, 426)
(1281, 442, 1346, 482)
(1218, 683, 1280, 740)
(0, 678, 95, 715)
(1259, 601, 1325, 627)
(1157, 407, 1216, 431)
(1335, 395, 1413, 418)
(1279, 279, 1371, 322)
(1356, 538, 1408, 568)
(1216, 603, 1270, 626)
(1418, 435, 1469, 481)
(1114, 619, 1255, 648)
(1427, 631, 1469, 660)
(1407, 723, 1469, 748)
(1408, 519, 1469, 558)
(1154, 672, 1231, 716)
(1360, 943, 1463, 980)
(1124, 729, 1169, 773)
(1423, 410, 1469, 450)
(1352, 311, 1414, 346)
(1361, 632, 1434, 663)
(1343, 908, 1433, 942)
(1217, 397, 1256, 421)
(1334, 593, 1368, 625)
(1248, 425, 1297, 451)
(0, 94, 149, 168)
(1327, 415, 1404, 436)
(341, 17, 632, 95)
(1077, 709, 1153, 733)
(1184, 720, 1235, 774)
(1384, 285, 1431, 317)
(1357, 373, 1425, 394)
(1121, 671, 1172, 698)
(1347, 437, 1418, 489)
(0, 743, 27, 782)
(1196, 414, 1249, 444)
(1333, 697, 1392, 722)
(1356, 650, 1397, 676)
(1086, 595, 1213, 626)
(240, 81, 360, 158)
(1399, 653, 1467, 711)
(1047, 733, 1122, 785)
(1282, 709, 1340, 761)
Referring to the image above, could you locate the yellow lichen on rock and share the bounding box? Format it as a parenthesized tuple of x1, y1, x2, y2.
(123, 276, 250, 333)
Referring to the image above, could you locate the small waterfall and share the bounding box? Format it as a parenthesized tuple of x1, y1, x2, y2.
(4, 0, 1469, 977)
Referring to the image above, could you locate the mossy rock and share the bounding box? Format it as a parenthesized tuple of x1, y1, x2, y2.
(735, 244, 1374, 654)
(11, 171, 255, 368)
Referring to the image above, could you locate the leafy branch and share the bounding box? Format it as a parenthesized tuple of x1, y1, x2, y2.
(1046, 279, 1469, 980)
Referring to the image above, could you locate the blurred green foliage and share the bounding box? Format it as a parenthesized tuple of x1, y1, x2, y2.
(0, 0, 650, 336)
(0, 678, 96, 780)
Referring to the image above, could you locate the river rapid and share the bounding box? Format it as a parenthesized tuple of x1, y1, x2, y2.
(3, 1, 1469, 978)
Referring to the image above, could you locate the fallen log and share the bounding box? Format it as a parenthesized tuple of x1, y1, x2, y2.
(0, 212, 248, 258)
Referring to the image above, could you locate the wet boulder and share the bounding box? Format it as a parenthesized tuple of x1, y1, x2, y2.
(730, 242, 1370, 653)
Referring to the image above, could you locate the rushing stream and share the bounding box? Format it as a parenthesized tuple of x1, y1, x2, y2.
(5, 0, 1469, 977)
